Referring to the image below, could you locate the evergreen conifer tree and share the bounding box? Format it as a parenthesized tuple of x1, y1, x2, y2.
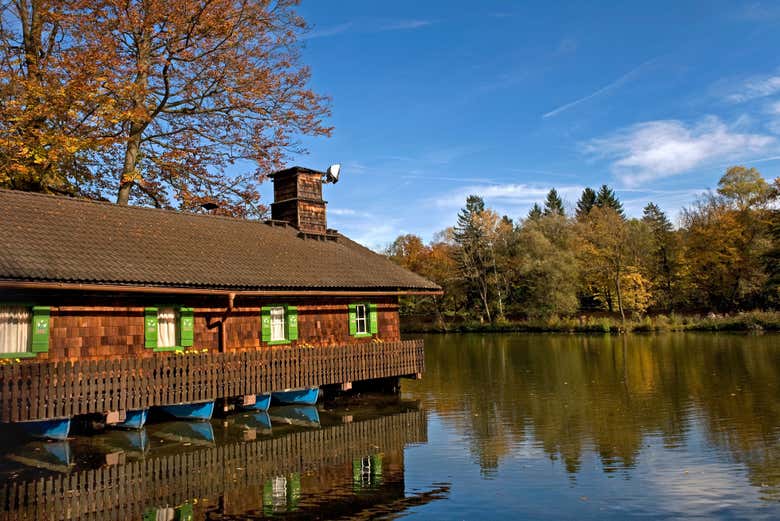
(527, 203, 543, 221)
(543, 188, 565, 216)
(595, 184, 624, 217)
(575, 187, 597, 220)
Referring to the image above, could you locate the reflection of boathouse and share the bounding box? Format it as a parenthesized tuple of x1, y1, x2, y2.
(0, 408, 448, 519)
(0, 167, 439, 432)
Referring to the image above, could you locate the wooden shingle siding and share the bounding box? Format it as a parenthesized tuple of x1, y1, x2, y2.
(0, 340, 424, 422)
(31, 296, 401, 360)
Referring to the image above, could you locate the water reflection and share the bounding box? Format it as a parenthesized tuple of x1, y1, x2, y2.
(0, 401, 449, 519)
(405, 333, 780, 506)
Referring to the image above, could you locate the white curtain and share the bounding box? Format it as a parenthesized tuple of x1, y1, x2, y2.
(0, 306, 30, 354)
(270, 307, 285, 341)
(157, 307, 177, 348)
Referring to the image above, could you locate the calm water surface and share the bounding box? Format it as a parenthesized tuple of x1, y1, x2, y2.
(1, 333, 779, 520)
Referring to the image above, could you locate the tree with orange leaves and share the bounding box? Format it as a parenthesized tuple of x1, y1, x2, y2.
(0, 0, 331, 216)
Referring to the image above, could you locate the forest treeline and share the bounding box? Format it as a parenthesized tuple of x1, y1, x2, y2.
(386, 167, 780, 328)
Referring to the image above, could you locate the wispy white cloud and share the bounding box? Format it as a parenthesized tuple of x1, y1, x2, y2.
(380, 19, 432, 31)
(302, 19, 433, 40)
(433, 183, 584, 210)
(542, 58, 656, 118)
(301, 22, 354, 40)
(724, 74, 780, 103)
(586, 116, 775, 187)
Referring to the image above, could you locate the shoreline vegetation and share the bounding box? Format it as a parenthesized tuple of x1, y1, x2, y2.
(401, 310, 780, 334)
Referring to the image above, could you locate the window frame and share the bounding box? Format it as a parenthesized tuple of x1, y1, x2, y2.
(145, 305, 194, 352)
(350, 302, 377, 338)
(0, 302, 46, 359)
(355, 304, 368, 335)
(269, 306, 286, 342)
(262, 304, 299, 346)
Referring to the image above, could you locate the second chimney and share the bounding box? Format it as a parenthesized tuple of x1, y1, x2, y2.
(269, 166, 328, 234)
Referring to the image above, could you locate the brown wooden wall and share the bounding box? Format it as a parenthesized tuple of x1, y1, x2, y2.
(4, 292, 400, 361)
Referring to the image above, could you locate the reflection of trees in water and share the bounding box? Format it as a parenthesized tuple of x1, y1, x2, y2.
(414, 333, 780, 497)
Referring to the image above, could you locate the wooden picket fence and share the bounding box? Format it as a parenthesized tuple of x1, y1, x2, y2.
(0, 340, 424, 422)
(0, 409, 430, 520)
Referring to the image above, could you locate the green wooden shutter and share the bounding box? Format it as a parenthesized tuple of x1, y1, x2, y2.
(179, 307, 194, 347)
(369, 304, 378, 334)
(30, 306, 50, 353)
(144, 307, 158, 349)
(286, 306, 298, 341)
(348, 304, 357, 336)
(261, 306, 271, 342)
(287, 473, 301, 509)
(370, 453, 383, 478)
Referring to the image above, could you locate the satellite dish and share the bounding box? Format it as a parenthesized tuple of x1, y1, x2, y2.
(324, 164, 340, 184)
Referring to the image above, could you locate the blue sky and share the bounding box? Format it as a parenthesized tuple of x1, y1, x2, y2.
(274, 1, 780, 249)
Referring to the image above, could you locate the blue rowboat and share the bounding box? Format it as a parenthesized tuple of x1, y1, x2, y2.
(239, 393, 271, 411)
(236, 411, 273, 434)
(152, 421, 215, 445)
(113, 409, 148, 430)
(158, 401, 215, 421)
(18, 418, 71, 441)
(269, 405, 320, 428)
(272, 387, 319, 406)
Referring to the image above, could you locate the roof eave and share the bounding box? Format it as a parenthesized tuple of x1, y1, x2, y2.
(0, 279, 443, 297)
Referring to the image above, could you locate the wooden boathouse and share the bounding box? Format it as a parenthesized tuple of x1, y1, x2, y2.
(0, 166, 440, 431)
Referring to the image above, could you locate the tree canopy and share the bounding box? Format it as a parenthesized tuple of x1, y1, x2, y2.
(0, 0, 331, 216)
(388, 168, 780, 324)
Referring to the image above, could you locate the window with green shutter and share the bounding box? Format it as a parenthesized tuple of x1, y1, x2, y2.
(0, 304, 44, 358)
(349, 303, 376, 338)
(261, 304, 296, 345)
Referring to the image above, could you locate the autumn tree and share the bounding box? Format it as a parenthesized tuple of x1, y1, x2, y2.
(577, 207, 641, 321)
(682, 167, 775, 310)
(0, 1, 109, 194)
(0, 0, 331, 216)
(453, 195, 508, 322)
(514, 213, 579, 319)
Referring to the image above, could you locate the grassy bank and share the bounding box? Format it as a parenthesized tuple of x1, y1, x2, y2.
(401, 311, 780, 334)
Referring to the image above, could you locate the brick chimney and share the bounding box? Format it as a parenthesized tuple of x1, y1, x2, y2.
(269, 166, 328, 234)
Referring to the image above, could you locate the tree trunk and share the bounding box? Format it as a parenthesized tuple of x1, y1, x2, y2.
(615, 271, 626, 324)
(116, 128, 143, 205)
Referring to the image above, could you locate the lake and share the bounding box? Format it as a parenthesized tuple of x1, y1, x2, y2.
(0, 333, 779, 519)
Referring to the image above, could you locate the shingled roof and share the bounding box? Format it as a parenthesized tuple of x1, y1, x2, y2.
(0, 189, 440, 293)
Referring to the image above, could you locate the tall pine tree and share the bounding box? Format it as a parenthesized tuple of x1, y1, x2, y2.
(527, 203, 543, 221)
(543, 188, 565, 216)
(576, 187, 597, 220)
(595, 185, 624, 217)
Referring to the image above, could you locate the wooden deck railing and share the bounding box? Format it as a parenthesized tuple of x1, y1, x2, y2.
(0, 409, 432, 520)
(0, 339, 424, 422)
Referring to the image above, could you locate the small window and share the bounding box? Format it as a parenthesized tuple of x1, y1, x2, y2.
(157, 307, 178, 348)
(270, 306, 286, 342)
(355, 304, 367, 334)
(0, 306, 31, 354)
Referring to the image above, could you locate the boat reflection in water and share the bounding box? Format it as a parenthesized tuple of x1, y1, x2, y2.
(0, 399, 449, 519)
